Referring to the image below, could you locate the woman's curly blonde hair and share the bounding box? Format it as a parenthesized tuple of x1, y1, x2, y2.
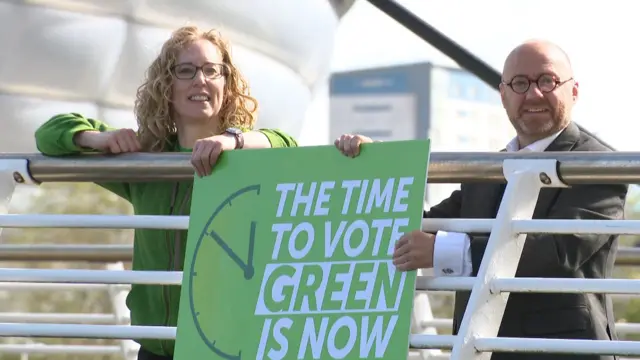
(134, 25, 258, 152)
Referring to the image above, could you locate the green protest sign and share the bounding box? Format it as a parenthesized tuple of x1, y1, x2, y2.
(174, 140, 430, 360)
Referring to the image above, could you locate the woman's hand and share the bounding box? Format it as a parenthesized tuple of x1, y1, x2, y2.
(334, 134, 374, 158)
(74, 129, 141, 154)
(191, 134, 237, 177)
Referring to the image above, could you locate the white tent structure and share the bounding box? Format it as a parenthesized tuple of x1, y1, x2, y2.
(0, 0, 355, 153)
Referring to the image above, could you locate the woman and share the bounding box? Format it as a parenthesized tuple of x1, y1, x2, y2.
(34, 25, 298, 360)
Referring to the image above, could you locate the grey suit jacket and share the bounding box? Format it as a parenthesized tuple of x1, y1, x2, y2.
(424, 122, 628, 360)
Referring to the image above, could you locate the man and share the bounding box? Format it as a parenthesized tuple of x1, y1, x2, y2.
(335, 40, 628, 359)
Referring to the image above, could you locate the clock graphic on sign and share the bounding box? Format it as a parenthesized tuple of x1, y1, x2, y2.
(188, 184, 261, 359)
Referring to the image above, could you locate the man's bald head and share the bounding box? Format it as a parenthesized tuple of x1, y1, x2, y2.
(499, 39, 578, 148)
(502, 39, 573, 80)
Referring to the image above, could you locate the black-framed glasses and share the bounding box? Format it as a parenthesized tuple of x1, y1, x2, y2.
(171, 63, 228, 80)
(503, 74, 573, 94)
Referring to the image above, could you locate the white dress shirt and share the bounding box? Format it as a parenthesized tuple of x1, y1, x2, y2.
(432, 131, 563, 277)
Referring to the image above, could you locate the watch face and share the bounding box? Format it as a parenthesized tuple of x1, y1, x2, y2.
(225, 127, 242, 135)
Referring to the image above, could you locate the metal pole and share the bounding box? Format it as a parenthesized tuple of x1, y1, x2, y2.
(4, 152, 640, 184)
(0, 245, 133, 262)
(365, 0, 501, 89)
(1, 244, 639, 266)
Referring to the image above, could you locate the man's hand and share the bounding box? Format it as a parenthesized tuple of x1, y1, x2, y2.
(393, 230, 436, 271)
(334, 134, 374, 158)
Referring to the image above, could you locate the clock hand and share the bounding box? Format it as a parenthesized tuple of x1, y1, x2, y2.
(208, 227, 255, 280)
(200, 184, 261, 280)
(245, 221, 256, 279)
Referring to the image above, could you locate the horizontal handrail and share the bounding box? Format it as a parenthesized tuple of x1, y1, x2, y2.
(416, 277, 640, 293)
(410, 336, 640, 356)
(0, 269, 181, 285)
(0, 244, 135, 262)
(4, 244, 640, 265)
(417, 277, 475, 291)
(2, 269, 638, 295)
(4, 215, 640, 235)
(411, 335, 456, 350)
(0, 312, 119, 324)
(0, 214, 188, 229)
(2, 323, 640, 356)
(491, 278, 640, 294)
(0, 344, 121, 355)
(424, 219, 640, 234)
(2, 214, 640, 265)
(11, 313, 640, 336)
(8, 313, 638, 336)
(475, 338, 640, 356)
(421, 318, 640, 336)
(0, 283, 122, 291)
(4, 151, 640, 184)
(0, 323, 175, 339)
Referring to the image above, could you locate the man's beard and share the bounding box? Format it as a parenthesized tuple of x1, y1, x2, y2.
(513, 104, 567, 138)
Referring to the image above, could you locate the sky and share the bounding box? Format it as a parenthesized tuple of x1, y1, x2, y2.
(299, 0, 638, 150)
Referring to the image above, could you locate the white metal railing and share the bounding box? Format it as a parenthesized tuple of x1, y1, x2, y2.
(420, 317, 640, 338)
(2, 153, 640, 359)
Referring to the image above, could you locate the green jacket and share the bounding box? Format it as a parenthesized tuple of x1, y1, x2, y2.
(34, 113, 299, 356)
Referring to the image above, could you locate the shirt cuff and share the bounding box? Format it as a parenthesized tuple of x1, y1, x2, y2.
(433, 231, 472, 277)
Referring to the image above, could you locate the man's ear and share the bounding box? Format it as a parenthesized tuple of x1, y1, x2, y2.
(499, 82, 507, 109)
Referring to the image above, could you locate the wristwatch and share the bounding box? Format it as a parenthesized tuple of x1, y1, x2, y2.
(224, 128, 244, 149)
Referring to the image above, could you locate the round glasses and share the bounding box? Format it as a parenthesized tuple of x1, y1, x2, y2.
(171, 63, 228, 80)
(503, 74, 573, 94)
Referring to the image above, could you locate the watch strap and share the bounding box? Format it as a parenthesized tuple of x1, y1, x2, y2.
(225, 128, 244, 149)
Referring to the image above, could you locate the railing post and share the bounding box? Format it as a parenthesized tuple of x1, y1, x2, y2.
(0, 159, 34, 239)
(449, 159, 568, 359)
(0, 161, 39, 360)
